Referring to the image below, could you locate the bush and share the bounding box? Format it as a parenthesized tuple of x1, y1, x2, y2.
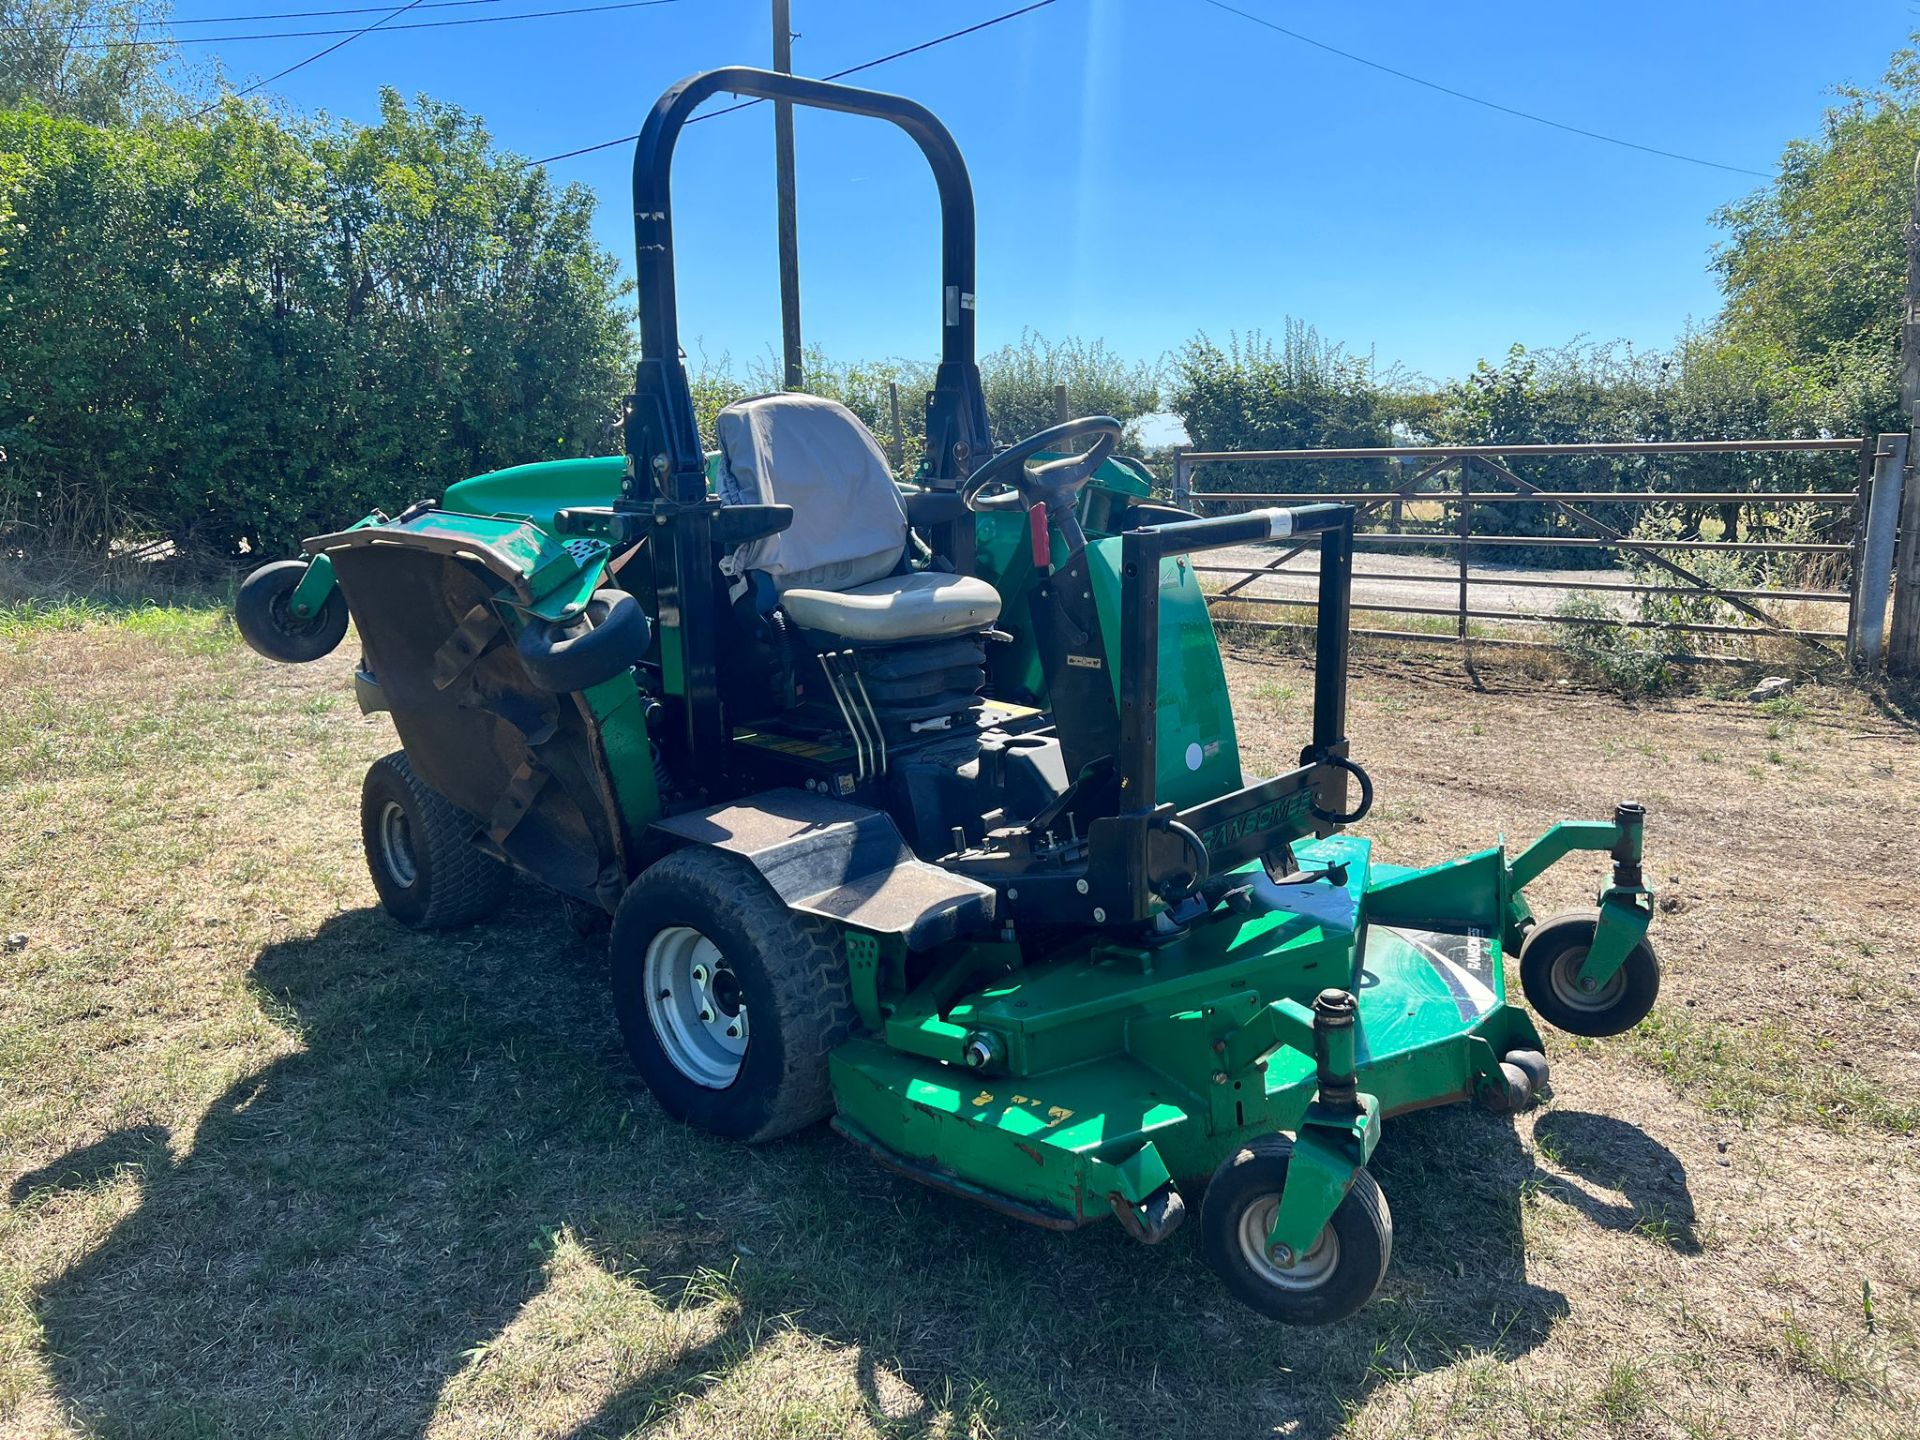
(1552, 593, 1676, 697)
(0, 95, 634, 560)
(1170, 321, 1393, 499)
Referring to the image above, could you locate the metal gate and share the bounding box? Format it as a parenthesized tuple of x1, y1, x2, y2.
(1166, 438, 1871, 664)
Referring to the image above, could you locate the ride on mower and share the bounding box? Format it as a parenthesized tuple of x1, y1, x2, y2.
(234, 68, 1660, 1323)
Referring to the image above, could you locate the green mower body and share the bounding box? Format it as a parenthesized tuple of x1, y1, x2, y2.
(235, 66, 1660, 1325)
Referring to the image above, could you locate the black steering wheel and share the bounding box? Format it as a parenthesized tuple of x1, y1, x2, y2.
(960, 417, 1125, 557)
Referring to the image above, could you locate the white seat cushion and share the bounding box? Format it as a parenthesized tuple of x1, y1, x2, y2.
(782, 571, 1002, 643)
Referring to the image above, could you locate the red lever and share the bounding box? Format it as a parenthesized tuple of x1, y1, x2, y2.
(1027, 501, 1052, 569)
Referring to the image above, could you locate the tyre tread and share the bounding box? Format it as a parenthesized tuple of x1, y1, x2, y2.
(364, 752, 511, 929)
(615, 847, 856, 1143)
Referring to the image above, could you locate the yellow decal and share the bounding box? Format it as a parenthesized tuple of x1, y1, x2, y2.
(971, 1091, 994, 1107)
(1045, 1106, 1075, 1127)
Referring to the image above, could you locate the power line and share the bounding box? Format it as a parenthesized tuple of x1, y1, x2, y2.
(193, 0, 427, 113)
(526, 0, 1060, 167)
(0, 0, 512, 31)
(1198, 0, 1770, 180)
(75, 0, 682, 48)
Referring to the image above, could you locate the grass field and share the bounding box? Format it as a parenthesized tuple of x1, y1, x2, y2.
(2, 601, 1916, 1439)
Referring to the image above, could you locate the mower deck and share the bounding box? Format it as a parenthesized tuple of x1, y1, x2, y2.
(829, 835, 1543, 1229)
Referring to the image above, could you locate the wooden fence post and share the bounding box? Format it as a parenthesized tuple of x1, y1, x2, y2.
(1891, 150, 1920, 674)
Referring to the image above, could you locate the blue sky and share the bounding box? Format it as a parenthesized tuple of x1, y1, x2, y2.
(178, 0, 1912, 381)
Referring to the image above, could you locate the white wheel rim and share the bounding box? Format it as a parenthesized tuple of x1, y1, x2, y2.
(1549, 943, 1627, 1012)
(642, 926, 748, 1088)
(1238, 1195, 1340, 1291)
(378, 800, 418, 887)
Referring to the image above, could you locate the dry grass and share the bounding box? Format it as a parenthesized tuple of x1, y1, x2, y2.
(2, 605, 1917, 1439)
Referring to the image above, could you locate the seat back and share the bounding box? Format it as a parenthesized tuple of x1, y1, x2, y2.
(715, 392, 908, 593)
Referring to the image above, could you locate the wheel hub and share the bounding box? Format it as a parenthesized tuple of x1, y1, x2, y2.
(1549, 944, 1626, 1012)
(378, 800, 418, 887)
(643, 926, 748, 1088)
(1238, 1195, 1339, 1291)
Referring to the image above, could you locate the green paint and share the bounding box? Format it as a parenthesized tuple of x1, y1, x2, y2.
(1085, 536, 1242, 808)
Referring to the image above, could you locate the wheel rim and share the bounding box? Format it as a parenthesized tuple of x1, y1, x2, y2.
(642, 926, 748, 1089)
(1548, 943, 1627, 1012)
(378, 800, 418, 887)
(1237, 1194, 1340, 1291)
(269, 585, 327, 637)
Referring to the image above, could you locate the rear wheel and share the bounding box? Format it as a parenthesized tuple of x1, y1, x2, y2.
(1199, 1136, 1392, 1325)
(1520, 908, 1660, 1038)
(610, 847, 855, 1143)
(360, 752, 511, 929)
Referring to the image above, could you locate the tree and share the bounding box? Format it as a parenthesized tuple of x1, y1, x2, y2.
(0, 0, 181, 125)
(1711, 40, 1920, 437)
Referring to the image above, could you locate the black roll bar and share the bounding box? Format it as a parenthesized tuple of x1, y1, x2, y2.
(623, 68, 993, 506)
(618, 67, 995, 791)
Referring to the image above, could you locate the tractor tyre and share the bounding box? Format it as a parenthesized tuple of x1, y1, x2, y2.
(1520, 908, 1660, 1038)
(1199, 1135, 1392, 1326)
(516, 588, 651, 694)
(610, 847, 855, 1144)
(235, 559, 349, 664)
(361, 751, 511, 930)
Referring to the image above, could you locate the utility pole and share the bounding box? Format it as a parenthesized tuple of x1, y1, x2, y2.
(774, 0, 803, 391)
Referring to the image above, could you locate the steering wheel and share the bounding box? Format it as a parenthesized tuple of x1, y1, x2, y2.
(960, 415, 1124, 517)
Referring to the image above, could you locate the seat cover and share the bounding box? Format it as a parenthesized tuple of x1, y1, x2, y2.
(714, 392, 908, 593)
(782, 571, 1002, 643)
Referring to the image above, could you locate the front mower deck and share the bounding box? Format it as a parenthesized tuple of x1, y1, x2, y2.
(830, 835, 1543, 1229)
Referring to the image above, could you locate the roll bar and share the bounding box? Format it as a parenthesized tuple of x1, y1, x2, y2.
(622, 68, 993, 507)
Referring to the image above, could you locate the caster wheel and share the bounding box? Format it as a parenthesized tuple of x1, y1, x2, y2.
(517, 588, 652, 693)
(1199, 1136, 1392, 1325)
(1520, 909, 1660, 1038)
(1477, 1061, 1535, 1115)
(235, 559, 349, 663)
(1505, 1048, 1550, 1095)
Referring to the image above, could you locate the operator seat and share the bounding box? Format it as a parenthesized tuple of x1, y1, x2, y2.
(715, 392, 1000, 640)
(714, 392, 1002, 744)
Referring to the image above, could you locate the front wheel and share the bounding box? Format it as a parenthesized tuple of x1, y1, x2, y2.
(610, 847, 855, 1144)
(1519, 908, 1660, 1037)
(1199, 1136, 1392, 1325)
(235, 559, 349, 663)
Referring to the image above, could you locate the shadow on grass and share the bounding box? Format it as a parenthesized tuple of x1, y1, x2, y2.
(1532, 1109, 1701, 1256)
(15, 897, 1582, 1439)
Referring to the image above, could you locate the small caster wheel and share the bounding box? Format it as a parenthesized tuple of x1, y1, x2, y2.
(1476, 1061, 1535, 1115)
(1199, 1136, 1392, 1325)
(1520, 909, 1660, 1038)
(1504, 1048, 1550, 1095)
(235, 559, 349, 663)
